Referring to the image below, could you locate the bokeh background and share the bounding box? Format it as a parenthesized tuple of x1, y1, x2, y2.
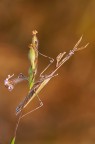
(0, 0, 95, 144)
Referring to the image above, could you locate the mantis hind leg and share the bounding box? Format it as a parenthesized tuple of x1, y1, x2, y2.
(20, 94, 43, 119)
(39, 51, 54, 78)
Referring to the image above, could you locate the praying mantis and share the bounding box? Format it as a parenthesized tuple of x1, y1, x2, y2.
(4, 32, 89, 117)
(4, 31, 89, 144)
(15, 35, 89, 117)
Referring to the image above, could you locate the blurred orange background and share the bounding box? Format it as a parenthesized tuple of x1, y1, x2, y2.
(0, 0, 95, 144)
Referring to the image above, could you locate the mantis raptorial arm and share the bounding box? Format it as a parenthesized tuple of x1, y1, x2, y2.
(56, 52, 66, 67)
(55, 36, 89, 68)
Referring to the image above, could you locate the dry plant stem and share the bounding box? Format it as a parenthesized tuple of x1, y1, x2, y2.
(14, 111, 22, 141)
